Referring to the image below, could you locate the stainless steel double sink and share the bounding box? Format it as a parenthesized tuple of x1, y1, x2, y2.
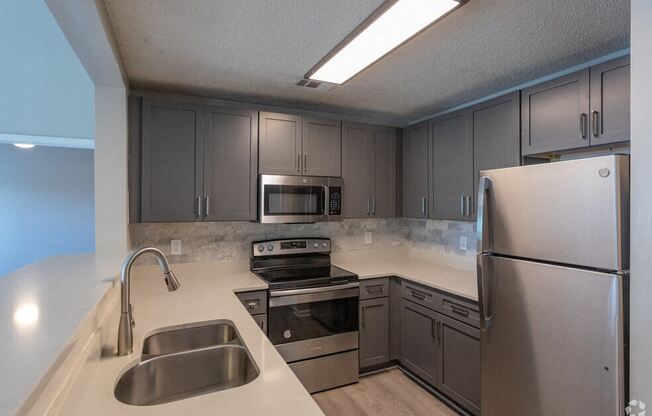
(114, 320, 259, 406)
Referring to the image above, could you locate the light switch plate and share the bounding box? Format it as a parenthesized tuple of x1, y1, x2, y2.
(364, 232, 373, 244)
(459, 236, 468, 251)
(171, 240, 182, 255)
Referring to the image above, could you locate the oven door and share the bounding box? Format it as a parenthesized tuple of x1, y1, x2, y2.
(268, 283, 359, 362)
(259, 175, 329, 223)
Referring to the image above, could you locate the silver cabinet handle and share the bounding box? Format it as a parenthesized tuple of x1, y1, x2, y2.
(371, 196, 376, 215)
(205, 195, 210, 217)
(460, 196, 465, 216)
(467, 195, 473, 217)
(437, 321, 442, 345)
(431, 319, 436, 339)
(477, 176, 491, 253)
(297, 154, 301, 173)
(196, 196, 202, 217)
(592, 110, 599, 137)
(580, 113, 588, 139)
(304, 154, 307, 173)
(362, 305, 366, 328)
(421, 197, 427, 216)
(365, 197, 370, 215)
(477, 253, 493, 331)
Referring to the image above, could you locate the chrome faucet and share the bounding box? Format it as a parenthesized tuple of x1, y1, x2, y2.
(117, 246, 180, 356)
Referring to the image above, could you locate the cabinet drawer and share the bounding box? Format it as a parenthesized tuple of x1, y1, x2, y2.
(435, 294, 480, 329)
(236, 290, 267, 315)
(360, 278, 389, 299)
(401, 281, 438, 310)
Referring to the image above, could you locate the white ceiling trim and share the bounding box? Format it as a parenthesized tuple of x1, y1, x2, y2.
(0, 133, 94, 149)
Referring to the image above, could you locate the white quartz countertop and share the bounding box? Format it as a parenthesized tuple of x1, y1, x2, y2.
(333, 248, 478, 301)
(53, 260, 324, 416)
(0, 251, 126, 416)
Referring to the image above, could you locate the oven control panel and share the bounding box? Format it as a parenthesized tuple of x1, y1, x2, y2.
(252, 238, 331, 257)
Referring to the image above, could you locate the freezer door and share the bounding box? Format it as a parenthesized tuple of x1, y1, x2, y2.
(478, 155, 629, 271)
(480, 256, 625, 416)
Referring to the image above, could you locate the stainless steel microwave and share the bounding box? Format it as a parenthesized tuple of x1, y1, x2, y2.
(258, 175, 343, 223)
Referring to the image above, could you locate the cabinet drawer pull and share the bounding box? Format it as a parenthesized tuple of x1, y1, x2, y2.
(245, 300, 260, 309)
(410, 290, 426, 300)
(437, 321, 442, 345)
(362, 306, 366, 328)
(431, 319, 436, 339)
(451, 304, 470, 317)
(366, 285, 383, 293)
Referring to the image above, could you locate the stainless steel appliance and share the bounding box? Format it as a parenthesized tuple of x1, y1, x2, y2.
(258, 175, 343, 223)
(476, 155, 629, 416)
(250, 238, 359, 393)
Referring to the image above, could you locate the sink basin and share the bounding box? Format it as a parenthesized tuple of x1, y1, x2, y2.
(115, 345, 259, 406)
(142, 321, 239, 360)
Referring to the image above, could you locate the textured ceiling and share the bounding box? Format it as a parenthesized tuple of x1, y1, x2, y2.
(102, 0, 630, 126)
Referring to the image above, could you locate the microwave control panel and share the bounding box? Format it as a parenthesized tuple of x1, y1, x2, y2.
(328, 187, 342, 215)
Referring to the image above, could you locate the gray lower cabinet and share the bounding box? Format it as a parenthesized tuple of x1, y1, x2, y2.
(430, 111, 473, 221)
(236, 290, 268, 335)
(521, 69, 590, 155)
(141, 99, 204, 222)
(400, 299, 439, 385)
(437, 313, 480, 415)
(402, 122, 429, 218)
(589, 55, 630, 146)
(302, 117, 342, 177)
(471, 92, 521, 214)
(203, 106, 258, 221)
(359, 297, 390, 368)
(342, 123, 396, 218)
(258, 112, 302, 175)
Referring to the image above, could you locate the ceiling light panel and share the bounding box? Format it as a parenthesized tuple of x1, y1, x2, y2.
(308, 0, 462, 84)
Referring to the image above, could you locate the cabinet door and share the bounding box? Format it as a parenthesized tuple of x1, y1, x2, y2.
(436, 313, 481, 415)
(431, 111, 473, 221)
(141, 99, 203, 222)
(203, 106, 258, 221)
(360, 298, 390, 368)
(521, 69, 590, 155)
(373, 127, 397, 218)
(259, 112, 302, 175)
(402, 123, 429, 218)
(590, 56, 630, 146)
(472, 92, 520, 214)
(401, 299, 438, 386)
(302, 117, 342, 177)
(342, 122, 373, 218)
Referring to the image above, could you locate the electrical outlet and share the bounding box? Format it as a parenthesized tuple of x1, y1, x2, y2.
(171, 240, 182, 255)
(459, 236, 468, 251)
(364, 232, 373, 245)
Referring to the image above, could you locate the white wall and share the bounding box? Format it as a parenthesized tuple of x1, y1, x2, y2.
(629, 0, 652, 407)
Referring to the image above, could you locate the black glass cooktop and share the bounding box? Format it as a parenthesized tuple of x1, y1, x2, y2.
(254, 265, 358, 290)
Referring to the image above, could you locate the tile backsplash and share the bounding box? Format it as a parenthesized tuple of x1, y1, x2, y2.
(130, 218, 476, 264)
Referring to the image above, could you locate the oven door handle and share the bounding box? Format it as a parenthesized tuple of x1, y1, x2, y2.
(269, 282, 359, 297)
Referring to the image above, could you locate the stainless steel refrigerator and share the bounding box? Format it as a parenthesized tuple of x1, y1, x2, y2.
(476, 155, 628, 416)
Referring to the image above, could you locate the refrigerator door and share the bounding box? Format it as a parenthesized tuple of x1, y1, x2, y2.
(477, 155, 629, 271)
(480, 256, 625, 416)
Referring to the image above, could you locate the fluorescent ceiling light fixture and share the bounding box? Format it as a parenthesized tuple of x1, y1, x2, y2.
(307, 0, 463, 84)
(13, 143, 35, 149)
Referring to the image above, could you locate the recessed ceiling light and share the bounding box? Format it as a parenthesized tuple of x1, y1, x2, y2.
(13, 143, 35, 149)
(307, 0, 465, 85)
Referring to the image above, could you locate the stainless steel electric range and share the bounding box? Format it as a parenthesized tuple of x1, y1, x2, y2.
(250, 238, 359, 393)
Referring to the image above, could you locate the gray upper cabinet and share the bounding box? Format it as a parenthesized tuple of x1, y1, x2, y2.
(343, 123, 374, 218)
(359, 297, 390, 368)
(472, 92, 521, 212)
(430, 111, 473, 221)
(521, 69, 590, 155)
(343, 123, 396, 218)
(141, 99, 204, 222)
(203, 106, 258, 221)
(402, 123, 429, 218)
(259, 112, 302, 175)
(437, 313, 481, 415)
(302, 117, 342, 177)
(589, 55, 630, 146)
(401, 299, 438, 385)
(373, 127, 397, 218)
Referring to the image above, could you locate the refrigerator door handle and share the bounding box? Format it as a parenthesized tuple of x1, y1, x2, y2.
(476, 176, 492, 253)
(477, 253, 493, 331)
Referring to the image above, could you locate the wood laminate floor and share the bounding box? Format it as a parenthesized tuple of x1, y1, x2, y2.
(312, 369, 458, 416)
